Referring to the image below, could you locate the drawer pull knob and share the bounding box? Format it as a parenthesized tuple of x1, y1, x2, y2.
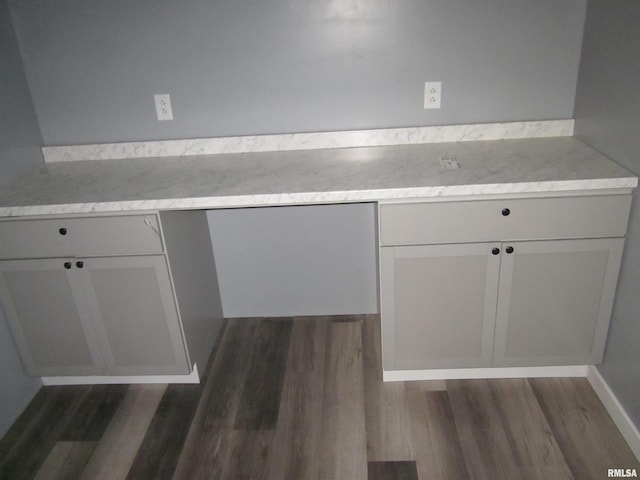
(64, 261, 72, 269)
(492, 247, 500, 255)
(59, 227, 68, 235)
(506, 246, 514, 254)
(501, 208, 511, 216)
(76, 261, 84, 269)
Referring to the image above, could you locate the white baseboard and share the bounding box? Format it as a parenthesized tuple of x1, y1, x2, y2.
(41, 364, 200, 386)
(587, 366, 640, 462)
(382, 365, 589, 382)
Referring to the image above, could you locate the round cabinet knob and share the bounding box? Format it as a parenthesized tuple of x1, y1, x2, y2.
(59, 227, 68, 235)
(63, 261, 72, 269)
(506, 246, 514, 254)
(491, 247, 500, 255)
(501, 208, 511, 217)
(76, 261, 84, 269)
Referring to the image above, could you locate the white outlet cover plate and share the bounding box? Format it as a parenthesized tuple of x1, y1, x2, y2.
(424, 81, 442, 109)
(154, 94, 173, 121)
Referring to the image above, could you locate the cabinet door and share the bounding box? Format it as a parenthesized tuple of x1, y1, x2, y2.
(493, 238, 624, 367)
(0, 259, 104, 376)
(380, 243, 501, 370)
(79, 255, 190, 375)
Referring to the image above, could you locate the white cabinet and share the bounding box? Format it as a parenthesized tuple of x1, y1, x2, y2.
(379, 194, 631, 371)
(0, 211, 223, 379)
(0, 258, 103, 376)
(380, 243, 500, 369)
(79, 255, 190, 376)
(493, 238, 624, 367)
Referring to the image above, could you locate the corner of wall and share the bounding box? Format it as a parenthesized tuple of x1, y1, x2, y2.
(587, 366, 640, 461)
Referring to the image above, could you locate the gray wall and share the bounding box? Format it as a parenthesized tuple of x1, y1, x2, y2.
(0, 0, 43, 438)
(0, 2, 43, 183)
(574, 0, 640, 429)
(208, 203, 377, 318)
(9, 0, 586, 145)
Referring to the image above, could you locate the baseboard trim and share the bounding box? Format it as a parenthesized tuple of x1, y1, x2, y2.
(41, 363, 200, 385)
(587, 366, 640, 462)
(382, 365, 589, 382)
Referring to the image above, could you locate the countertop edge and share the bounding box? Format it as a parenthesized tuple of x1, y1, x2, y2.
(1, 177, 635, 218)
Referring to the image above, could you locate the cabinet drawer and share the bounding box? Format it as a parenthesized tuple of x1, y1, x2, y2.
(379, 195, 632, 246)
(0, 214, 164, 259)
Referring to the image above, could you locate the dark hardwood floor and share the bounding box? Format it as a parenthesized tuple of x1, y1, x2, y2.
(1, 315, 638, 479)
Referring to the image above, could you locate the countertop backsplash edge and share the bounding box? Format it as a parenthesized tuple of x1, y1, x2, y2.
(42, 119, 575, 163)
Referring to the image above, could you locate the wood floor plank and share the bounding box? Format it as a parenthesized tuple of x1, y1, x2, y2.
(404, 380, 447, 392)
(34, 441, 97, 480)
(125, 383, 202, 480)
(446, 379, 521, 480)
(362, 314, 414, 461)
(367, 461, 418, 480)
(267, 317, 329, 480)
(172, 318, 261, 480)
(60, 384, 128, 441)
(0, 385, 91, 480)
(78, 384, 167, 480)
(218, 430, 275, 480)
(0, 386, 50, 460)
(234, 318, 293, 430)
(406, 390, 469, 480)
(487, 378, 574, 480)
(198, 318, 260, 422)
(318, 318, 368, 480)
(529, 377, 640, 479)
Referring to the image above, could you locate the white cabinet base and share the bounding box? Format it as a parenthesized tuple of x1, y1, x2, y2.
(382, 364, 590, 382)
(41, 363, 201, 385)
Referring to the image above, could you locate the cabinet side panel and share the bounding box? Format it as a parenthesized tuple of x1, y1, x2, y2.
(160, 210, 224, 374)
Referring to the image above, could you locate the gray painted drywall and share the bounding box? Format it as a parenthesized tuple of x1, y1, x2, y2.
(574, 0, 640, 429)
(9, 0, 586, 145)
(207, 204, 377, 318)
(0, 1, 43, 184)
(0, 0, 43, 438)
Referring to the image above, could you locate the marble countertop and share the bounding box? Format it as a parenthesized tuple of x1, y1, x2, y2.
(0, 137, 636, 217)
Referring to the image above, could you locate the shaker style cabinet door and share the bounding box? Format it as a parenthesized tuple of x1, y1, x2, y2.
(0, 259, 104, 376)
(78, 255, 190, 376)
(380, 243, 501, 370)
(493, 238, 625, 367)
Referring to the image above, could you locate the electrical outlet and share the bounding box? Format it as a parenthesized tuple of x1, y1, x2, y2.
(424, 81, 442, 109)
(154, 94, 173, 121)
(439, 156, 460, 169)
